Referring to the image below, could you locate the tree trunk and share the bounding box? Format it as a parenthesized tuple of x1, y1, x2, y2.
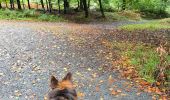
(27, 0, 31, 9)
(80, 0, 84, 10)
(10, 0, 14, 9)
(83, 0, 88, 18)
(88, 0, 90, 8)
(64, 0, 69, 14)
(17, 0, 22, 9)
(46, 0, 49, 11)
(122, 0, 126, 10)
(40, 0, 45, 11)
(98, 0, 105, 17)
(58, 0, 61, 13)
(0, 2, 2, 9)
(22, 0, 25, 9)
(48, 0, 52, 12)
(5, 0, 8, 8)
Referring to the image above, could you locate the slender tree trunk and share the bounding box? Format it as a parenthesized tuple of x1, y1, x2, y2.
(10, 0, 14, 9)
(64, 0, 68, 14)
(22, 0, 25, 9)
(122, 0, 126, 10)
(40, 0, 45, 11)
(80, 0, 84, 10)
(17, 0, 22, 9)
(98, 0, 105, 17)
(83, 0, 88, 18)
(0, 2, 2, 9)
(88, 0, 90, 8)
(58, 0, 60, 13)
(46, 0, 49, 11)
(27, 0, 31, 9)
(48, 0, 52, 12)
(5, 0, 8, 8)
(77, 0, 79, 8)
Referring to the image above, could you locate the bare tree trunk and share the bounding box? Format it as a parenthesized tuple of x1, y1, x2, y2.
(88, 0, 90, 8)
(80, 0, 83, 10)
(10, 0, 14, 9)
(17, 0, 22, 9)
(83, 0, 88, 18)
(58, 0, 61, 13)
(27, 0, 31, 9)
(0, 2, 2, 9)
(5, 0, 8, 8)
(40, 0, 45, 11)
(46, 0, 49, 11)
(48, 0, 52, 12)
(64, 0, 69, 14)
(98, 0, 105, 17)
(22, 0, 25, 9)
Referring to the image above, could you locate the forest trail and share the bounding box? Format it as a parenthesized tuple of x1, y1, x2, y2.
(0, 20, 152, 100)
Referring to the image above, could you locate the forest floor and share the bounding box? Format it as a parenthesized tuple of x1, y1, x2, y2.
(0, 20, 169, 100)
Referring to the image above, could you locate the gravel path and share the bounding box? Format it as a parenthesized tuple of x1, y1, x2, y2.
(0, 20, 152, 100)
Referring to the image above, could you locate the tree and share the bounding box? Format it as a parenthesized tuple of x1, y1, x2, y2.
(64, 0, 69, 14)
(40, 0, 45, 11)
(80, 0, 84, 10)
(0, 1, 2, 9)
(98, 0, 105, 17)
(10, 0, 15, 9)
(48, 0, 52, 12)
(27, 0, 31, 9)
(17, 0, 22, 9)
(46, 0, 49, 11)
(58, 0, 61, 13)
(5, 0, 8, 8)
(83, 0, 88, 17)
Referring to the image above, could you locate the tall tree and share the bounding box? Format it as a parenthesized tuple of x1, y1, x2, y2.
(27, 0, 31, 9)
(40, 0, 45, 11)
(10, 0, 15, 9)
(5, 0, 8, 8)
(98, 0, 105, 17)
(17, 0, 22, 9)
(80, 0, 84, 10)
(48, 0, 52, 12)
(0, 1, 2, 9)
(22, 0, 25, 9)
(64, 0, 69, 14)
(46, 0, 49, 11)
(58, 0, 61, 13)
(83, 0, 88, 17)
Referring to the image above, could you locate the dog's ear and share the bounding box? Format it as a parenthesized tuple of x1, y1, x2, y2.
(63, 72, 72, 81)
(50, 76, 58, 89)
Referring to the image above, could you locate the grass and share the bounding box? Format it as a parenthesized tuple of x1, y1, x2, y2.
(113, 42, 170, 83)
(0, 9, 65, 22)
(0, 9, 142, 22)
(119, 18, 170, 31)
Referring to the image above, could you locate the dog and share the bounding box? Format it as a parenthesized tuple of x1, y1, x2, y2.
(47, 72, 77, 100)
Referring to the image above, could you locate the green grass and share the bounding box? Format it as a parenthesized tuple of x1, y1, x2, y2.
(0, 9, 142, 22)
(119, 19, 170, 31)
(113, 42, 170, 83)
(0, 9, 65, 22)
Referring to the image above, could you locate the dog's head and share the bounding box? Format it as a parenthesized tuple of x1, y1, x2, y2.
(48, 72, 77, 100)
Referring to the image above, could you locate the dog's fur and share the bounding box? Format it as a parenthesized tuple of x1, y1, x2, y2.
(48, 72, 77, 100)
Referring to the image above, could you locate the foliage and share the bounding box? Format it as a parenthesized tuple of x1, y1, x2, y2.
(0, 9, 64, 21)
(120, 19, 170, 31)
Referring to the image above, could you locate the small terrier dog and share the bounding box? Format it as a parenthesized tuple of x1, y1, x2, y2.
(48, 72, 77, 100)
